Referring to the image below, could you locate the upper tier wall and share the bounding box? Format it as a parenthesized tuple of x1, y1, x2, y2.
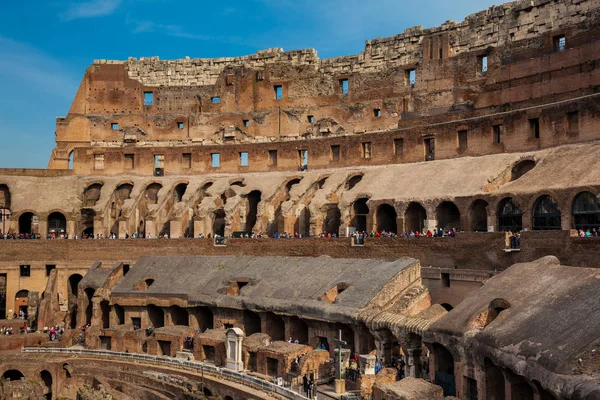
(93, 0, 599, 87)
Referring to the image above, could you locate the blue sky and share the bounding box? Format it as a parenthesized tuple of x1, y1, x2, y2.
(0, 0, 499, 168)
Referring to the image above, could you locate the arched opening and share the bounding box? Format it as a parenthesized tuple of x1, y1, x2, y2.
(317, 176, 328, 189)
(485, 358, 505, 400)
(533, 195, 561, 230)
(288, 316, 309, 344)
(375, 328, 400, 365)
(169, 305, 189, 326)
(473, 298, 511, 329)
(2, 369, 24, 381)
(145, 183, 162, 205)
(265, 312, 285, 341)
(498, 198, 523, 232)
(116, 183, 133, 200)
(532, 380, 557, 400)
(286, 178, 302, 197)
(436, 201, 460, 231)
(68, 151, 74, 170)
(68, 274, 83, 329)
(294, 206, 311, 236)
(147, 304, 165, 328)
(47, 212, 67, 238)
(83, 183, 103, 207)
(243, 310, 262, 336)
(246, 190, 261, 234)
(511, 159, 536, 181)
(173, 183, 188, 203)
(504, 370, 533, 400)
(433, 343, 455, 396)
(224, 396, 233, 400)
(213, 208, 226, 236)
(230, 179, 246, 187)
(572, 191, 600, 231)
(18, 212, 38, 235)
(346, 174, 363, 190)
(441, 303, 453, 311)
(15, 290, 29, 319)
(405, 202, 427, 233)
(323, 205, 341, 235)
(80, 208, 95, 237)
(40, 370, 52, 398)
(352, 198, 369, 232)
(376, 204, 397, 234)
(84, 288, 95, 326)
(469, 200, 488, 232)
(63, 363, 72, 379)
(113, 304, 125, 325)
(190, 306, 213, 332)
(100, 300, 110, 329)
(136, 278, 155, 291)
(203, 388, 212, 397)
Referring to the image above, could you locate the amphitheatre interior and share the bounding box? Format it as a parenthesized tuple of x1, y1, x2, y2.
(2, 0, 600, 399)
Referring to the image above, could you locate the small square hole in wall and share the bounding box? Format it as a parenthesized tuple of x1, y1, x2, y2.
(274, 85, 283, 100)
(111, 123, 119, 130)
(177, 122, 184, 130)
(308, 115, 315, 124)
(211, 153, 220, 168)
(211, 97, 221, 104)
(243, 120, 250, 127)
(240, 152, 249, 167)
(478, 55, 488, 73)
(406, 69, 416, 85)
(554, 35, 566, 52)
(339, 79, 349, 95)
(373, 108, 381, 117)
(144, 92, 154, 106)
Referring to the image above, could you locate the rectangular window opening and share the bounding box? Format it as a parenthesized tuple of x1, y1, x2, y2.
(211, 96, 221, 104)
(240, 152, 249, 167)
(529, 118, 540, 139)
(441, 272, 450, 288)
(154, 154, 164, 176)
(373, 108, 381, 118)
(406, 69, 416, 86)
(308, 115, 315, 124)
(554, 35, 566, 52)
(274, 85, 283, 100)
(243, 119, 250, 127)
(298, 150, 308, 169)
(144, 92, 154, 106)
(45, 264, 56, 277)
(362, 142, 372, 159)
(394, 138, 404, 156)
(182, 153, 192, 169)
(124, 154, 134, 169)
(94, 154, 105, 170)
(458, 130, 468, 150)
(478, 55, 488, 73)
(339, 79, 349, 95)
(111, 123, 119, 130)
(425, 138, 435, 161)
(211, 153, 221, 168)
(20, 265, 30, 277)
(177, 122, 184, 130)
(493, 124, 503, 144)
(567, 111, 579, 135)
(330, 145, 340, 162)
(268, 150, 278, 166)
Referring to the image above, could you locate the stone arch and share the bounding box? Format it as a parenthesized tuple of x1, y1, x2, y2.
(80, 208, 96, 237)
(469, 199, 489, 232)
(2, 369, 24, 381)
(532, 380, 557, 400)
(173, 182, 188, 203)
(83, 287, 95, 326)
(213, 208, 226, 236)
(190, 306, 213, 332)
(345, 173, 364, 190)
(376, 203, 397, 234)
(243, 310, 262, 336)
(441, 303, 453, 311)
(433, 343, 456, 396)
(18, 211, 38, 235)
(40, 369, 52, 397)
(0, 184, 11, 209)
(288, 316, 308, 344)
(83, 183, 103, 207)
(169, 305, 189, 326)
(246, 190, 261, 234)
(15, 290, 29, 319)
(572, 191, 600, 231)
(145, 183, 163, 205)
(229, 178, 246, 187)
(373, 328, 401, 365)
(115, 182, 134, 199)
(532, 195, 561, 230)
(265, 312, 285, 341)
(436, 201, 460, 231)
(68, 151, 74, 170)
(351, 197, 370, 232)
(405, 202, 427, 233)
(147, 304, 165, 328)
(323, 204, 341, 235)
(472, 298, 511, 329)
(497, 197, 523, 232)
(511, 159, 536, 181)
(67, 274, 83, 329)
(47, 211, 67, 237)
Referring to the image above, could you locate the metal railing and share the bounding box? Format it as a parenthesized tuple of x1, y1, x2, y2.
(22, 347, 307, 400)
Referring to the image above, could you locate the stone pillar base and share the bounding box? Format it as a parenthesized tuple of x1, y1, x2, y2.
(334, 379, 346, 394)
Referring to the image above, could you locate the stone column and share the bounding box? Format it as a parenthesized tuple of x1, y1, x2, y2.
(38, 218, 48, 240)
(145, 218, 156, 238)
(66, 219, 76, 239)
(487, 211, 496, 232)
(118, 219, 128, 239)
(93, 217, 104, 237)
(406, 348, 423, 378)
(170, 218, 183, 239)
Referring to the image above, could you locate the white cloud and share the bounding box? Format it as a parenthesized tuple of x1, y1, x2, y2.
(130, 19, 246, 44)
(0, 36, 79, 100)
(60, 0, 122, 21)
